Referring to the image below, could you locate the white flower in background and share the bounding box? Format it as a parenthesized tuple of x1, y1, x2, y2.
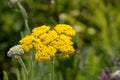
(87, 27, 96, 35)
(69, 10, 80, 17)
(50, 0, 55, 4)
(59, 13, 67, 21)
(7, 45, 24, 59)
(111, 70, 120, 80)
(74, 25, 86, 33)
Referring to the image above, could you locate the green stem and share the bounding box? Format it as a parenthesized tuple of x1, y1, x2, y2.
(17, 2, 31, 34)
(50, 57, 54, 80)
(18, 57, 29, 80)
(3, 71, 9, 80)
(29, 56, 34, 80)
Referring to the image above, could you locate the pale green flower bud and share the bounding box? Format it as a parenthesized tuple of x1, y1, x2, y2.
(7, 45, 24, 59)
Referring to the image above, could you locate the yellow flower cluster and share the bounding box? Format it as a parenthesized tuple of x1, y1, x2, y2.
(19, 24, 76, 62)
(19, 35, 35, 52)
(55, 24, 75, 36)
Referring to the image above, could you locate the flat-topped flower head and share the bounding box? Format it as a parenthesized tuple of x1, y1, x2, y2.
(19, 24, 76, 62)
(7, 45, 24, 59)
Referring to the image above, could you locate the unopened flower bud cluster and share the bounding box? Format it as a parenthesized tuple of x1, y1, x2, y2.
(7, 45, 24, 59)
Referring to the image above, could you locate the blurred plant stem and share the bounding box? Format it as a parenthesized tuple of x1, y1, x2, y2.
(50, 57, 54, 80)
(18, 57, 29, 80)
(73, 50, 81, 80)
(28, 51, 34, 80)
(17, 1, 31, 35)
(15, 68, 21, 80)
(101, 26, 113, 55)
(109, 16, 119, 49)
(3, 71, 9, 80)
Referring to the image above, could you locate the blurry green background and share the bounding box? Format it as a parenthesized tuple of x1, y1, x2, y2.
(1, 0, 120, 80)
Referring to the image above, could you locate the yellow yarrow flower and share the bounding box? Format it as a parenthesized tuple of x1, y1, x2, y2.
(19, 35, 35, 52)
(32, 25, 50, 38)
(58, 45, 75, 53)
(59, 53, 70, 58)
(59, 34, 73, 45)
(38, 33, 47, 40)
(49, 34, 73, 50)
(35, 46, 56, 62)
(55, 24, 76, 36)
(35, 51, 51, 62)
(43, 30, 59, 45)
(19, 24, 76, 62)
(33, 40, 45, 51)
(46, 46, 56, 57)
